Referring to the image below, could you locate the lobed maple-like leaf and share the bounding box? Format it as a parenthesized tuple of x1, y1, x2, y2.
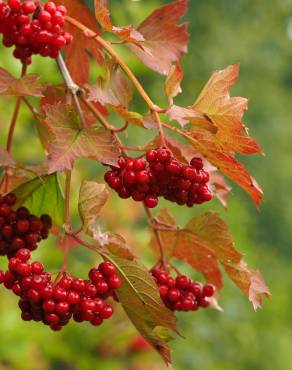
(12, 174, 65, 226)
(94, 0, 144, 44)
(55, 0, 104, 85)
(78, 180, 109, 234)
(43, 103, 120, 173)
(88, 63, 132, 107)
(151, 210, 270, 309)
(103, 253, 177, 366)
(0, 68, 43, 97)
(128, 0, 189, 75)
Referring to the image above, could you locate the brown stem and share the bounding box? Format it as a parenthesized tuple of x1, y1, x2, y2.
(144, 206, 167, 269)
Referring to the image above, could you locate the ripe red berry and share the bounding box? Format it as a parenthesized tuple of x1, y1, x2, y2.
(99, 262, 116, 277)
(108, 275, 122, 289)
(203, 284, 216, 297)
(100, 304, 113, 319)
(144, 195, 158, 208)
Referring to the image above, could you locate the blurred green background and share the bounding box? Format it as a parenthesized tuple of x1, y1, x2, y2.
(0, 0, 292, 369)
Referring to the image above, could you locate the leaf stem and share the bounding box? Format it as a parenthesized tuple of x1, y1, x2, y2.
(144, 205, 167, 269)
(64, 170, 72, 227)
(56, 53, 87, 128)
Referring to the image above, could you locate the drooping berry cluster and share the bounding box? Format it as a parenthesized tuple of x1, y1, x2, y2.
(0, 193, 52, 258)
(0, 0, 72, 64)
(104, 149, 212, 209)
(0, 249, 122, 331)
(151, 269, 216, 312)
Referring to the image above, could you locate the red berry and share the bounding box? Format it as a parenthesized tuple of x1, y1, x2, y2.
(31, 261, 44, 274)
(203, 284, 216, 297)
(99, 262, 116, 277)
(144, 195, 158, 208)
(176, 275, 190, 290)
(133, 158, 146, 171)
(22, 1, 36, 14)
(43, 300, 56, 313)
(100, 304, 113, 319)
(108, 275, 122, 289)
(56, 301, 70, 315)
(16, 248, 31, 262)
(167, 288, 181, 302)
(146, 150, 157, 162)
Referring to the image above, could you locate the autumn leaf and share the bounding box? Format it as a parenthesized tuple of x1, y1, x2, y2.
(94, 0, 144, 44)
(128, 0, 189, 75)
(88, 63, 132, 107)
(12, 174, 65, 226)
(43, 103, 120, 173)
(151, 210, 270, 309)
(78, 180, 109, 233)
(55, 0, 104, 85)
(165, 62, 183, 104)
(0, 68, 43, 97)
(103, 253, 177, 365)
(0, 148, 16, 167)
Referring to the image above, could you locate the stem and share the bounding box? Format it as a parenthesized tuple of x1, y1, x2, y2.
(6, 64, 27, 153)
(144, 206, 167, 269)
(56, 54, 87, 128)
(64, 170, 72, 227)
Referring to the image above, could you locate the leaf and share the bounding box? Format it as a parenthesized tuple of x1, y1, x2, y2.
(209, 172, 232, 208)
(12, 174, 64, 226)
(167, 105, 217, 132)
(94, 0, 144, 44)
(78, 181, 109, 233)
(43, 103, 120, 173)
(103, 252, 177, 365)
(0, 148, 16, 167)
(88, 63, 132, 107)
(0, 68, 43, 97)
(151, 210, 270, 309)
(128, 0, 189, 75)
(165, 62, 183, 104)
(55, 0, 104, 85)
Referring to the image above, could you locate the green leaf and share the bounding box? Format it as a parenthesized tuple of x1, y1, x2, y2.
(78, 180, 109, 233)
(103, 253, 177, 366)
(12, 174, 64, 226)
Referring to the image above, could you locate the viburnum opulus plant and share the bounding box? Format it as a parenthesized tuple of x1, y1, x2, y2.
(0, 0, 270, 365)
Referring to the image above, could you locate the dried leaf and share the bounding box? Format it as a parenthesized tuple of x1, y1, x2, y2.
(0, 148, 16, 167)
(78, 181, 109, 233)
(165, 62, 183, 103)
(128, 0, 189, 75)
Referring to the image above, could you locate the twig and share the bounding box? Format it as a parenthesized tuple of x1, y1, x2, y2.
(56, 53, 87, 128)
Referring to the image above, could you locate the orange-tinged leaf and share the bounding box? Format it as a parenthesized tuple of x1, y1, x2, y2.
(151, 210, 270, 309)
(103, 253, 177, 366)
(55, 0, 103, 85)
(128, 0, 189, 75)
(0, 68, 43, 97)
(209, 172, 232, 208)
(78, 180, 109, 233)
(185, 128, 263, 206)
(43, 103, 120, 173)
(165, 62, 183, 103)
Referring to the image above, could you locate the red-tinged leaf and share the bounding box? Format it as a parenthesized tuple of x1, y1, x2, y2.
(40, 85, 108, 127)
(165, 62, 183, 103)
(128, 0, 189, 75)
(0, 148, 16, 167)
(0, 68, 43, 97)
(43, 103, 120, 173)
(167, 105, 217, 132)
(88, 64, 132, 107)
(94, 0, 144, 44)
(151, 210, 270, 309)
(209, 172, 232, 208)
(113, 106, 143, 127)
(102, 253, 177, 366)
(55, 0, 104, 86)
(185, 128, 263, 206)
(78, 180, 109, 233)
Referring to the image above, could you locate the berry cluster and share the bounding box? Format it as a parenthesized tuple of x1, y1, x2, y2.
(104, 149, 212, 209)
(0, 193, 52, 258)
(151, 269, 215, 312)
(0, 249, 121, 331)
(0, 0, 72, 64)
